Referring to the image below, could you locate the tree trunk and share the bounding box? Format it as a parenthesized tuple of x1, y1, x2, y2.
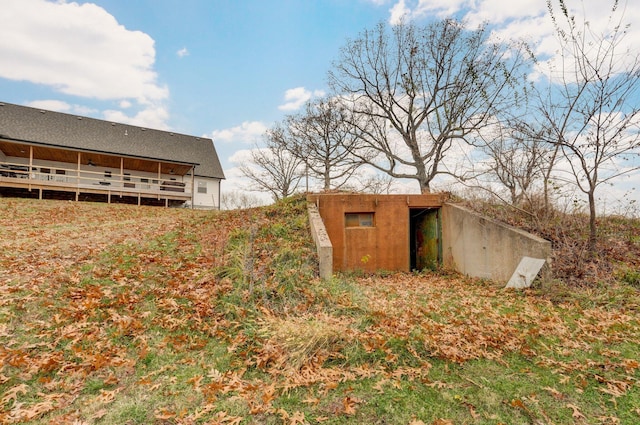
(587, 189, 597, 255)
(420, 179, 431, 194)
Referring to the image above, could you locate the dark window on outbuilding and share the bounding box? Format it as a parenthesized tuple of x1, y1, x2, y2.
(345, 212, 374, 227)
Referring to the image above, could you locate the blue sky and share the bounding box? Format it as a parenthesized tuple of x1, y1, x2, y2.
(1, 0, 639, 211)
(1, 0, 396, 172)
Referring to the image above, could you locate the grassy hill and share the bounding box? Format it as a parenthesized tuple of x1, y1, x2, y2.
(0, 196, 638, 424)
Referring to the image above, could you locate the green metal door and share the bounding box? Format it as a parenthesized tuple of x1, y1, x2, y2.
(413, 209, 440, 270)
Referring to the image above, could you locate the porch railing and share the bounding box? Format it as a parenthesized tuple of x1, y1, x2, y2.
(0, 160, 192, 198)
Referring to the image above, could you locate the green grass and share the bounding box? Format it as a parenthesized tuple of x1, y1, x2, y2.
(0, 195, 638, 424)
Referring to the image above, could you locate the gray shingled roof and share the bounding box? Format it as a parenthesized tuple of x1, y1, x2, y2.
(0, 102, 225, 179)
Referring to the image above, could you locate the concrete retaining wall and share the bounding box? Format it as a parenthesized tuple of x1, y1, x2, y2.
(441, 203, 552, 283)
(307, 203, 333, 280)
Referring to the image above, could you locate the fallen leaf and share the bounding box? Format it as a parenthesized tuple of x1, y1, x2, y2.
(92, 409, 108, 420)
(289, 410, 306, 425)
(343, 396, 361, 415)
(302, 396, 320, 406)
(1, 383, 29, 405)
(543, 386, 564, 400)
(97, 387, 122, 404)
(567, 403, 585, 419)
(154, 409, 175, 420)
(373, 379, 387, 394)
(462, 401, 479, 419)
(510, 398, 527, 410)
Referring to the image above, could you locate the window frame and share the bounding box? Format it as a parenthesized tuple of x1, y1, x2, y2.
(345, 212, 375, 228)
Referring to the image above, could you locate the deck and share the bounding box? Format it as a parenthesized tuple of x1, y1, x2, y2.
(0, 161, 192, 206)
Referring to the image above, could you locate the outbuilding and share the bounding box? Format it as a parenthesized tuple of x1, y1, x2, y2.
(307, 192, 552, 284)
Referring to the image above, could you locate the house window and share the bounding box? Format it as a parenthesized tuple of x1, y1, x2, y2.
(40, 168, 50, 181)
(123, 173, 135, 188)
(54, 169, 66, 182)
(197, 181, 207, 194)
(345, 212, 374, 228)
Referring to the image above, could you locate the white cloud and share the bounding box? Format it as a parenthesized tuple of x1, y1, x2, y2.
(278, 87, 326, 111)
(394, 0, 542, 23)
(25, 99, 72, 113)
(210, 121, 269, 144)
(228, 149, 255, 164)
(23, 98, 164, 129)
(177, 47, 189, 58)
(410, 0, 467, 20)
(462, 0, 547, 27)
(103, 105, 170, 130)
(389, 0, 410, 25)
(0, 0, 169, 124)
(25, 99, 98, 116)
(388, 0, 640, 86)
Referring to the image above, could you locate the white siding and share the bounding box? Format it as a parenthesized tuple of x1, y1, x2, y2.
(192, 177, 220, 209)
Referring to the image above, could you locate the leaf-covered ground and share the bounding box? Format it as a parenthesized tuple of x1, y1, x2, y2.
(0, 196, 638, 424)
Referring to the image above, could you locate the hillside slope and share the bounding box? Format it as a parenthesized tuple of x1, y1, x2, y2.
(0, 197, 638, 424)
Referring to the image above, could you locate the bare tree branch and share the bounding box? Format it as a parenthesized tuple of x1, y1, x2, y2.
(282, 97, 369, 190)
(329, 20, 530, 193)
(535, 0, 640, 253)
(239, 126, 306, 201)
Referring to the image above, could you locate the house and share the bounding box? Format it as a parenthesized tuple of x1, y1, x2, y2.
(0, 102, 224, 209)
(307, 192, 552, 284)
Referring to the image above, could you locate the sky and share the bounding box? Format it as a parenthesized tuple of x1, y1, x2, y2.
(1, 0, 639, 212)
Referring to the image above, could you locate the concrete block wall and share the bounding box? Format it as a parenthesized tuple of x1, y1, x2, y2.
(441, 203, 552, 283)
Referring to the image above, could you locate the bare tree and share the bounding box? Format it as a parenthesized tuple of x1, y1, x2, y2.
(473, 123, 554, 207)
(283, 97, 366, 190)
(220, 191, 264, 210)
(328, 19, 530, 193)
(352, 171, 395, 194)
(239, 126, 305, 201)
(534, 0, 640, 253)
(337, 167, 396, 194)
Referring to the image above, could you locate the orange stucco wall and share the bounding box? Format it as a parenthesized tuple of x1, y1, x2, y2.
(307, 193, 443, 273)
